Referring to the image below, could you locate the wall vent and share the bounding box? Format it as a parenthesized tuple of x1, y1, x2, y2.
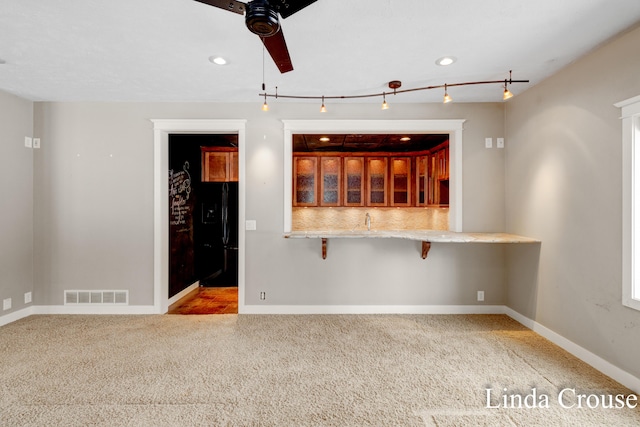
(64, 290, 129, 305)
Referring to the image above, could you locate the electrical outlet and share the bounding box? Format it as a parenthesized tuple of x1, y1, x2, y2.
(497, 137, 504, 148)
(477, 291, 485, 302)
(260, 291, 266, 300)
(33, 138, 41, 149)
(485, 138, 493, 148)
(25, 137, 33, 148)
(24, 292, 32, 304)
(3, 298, 11, 311)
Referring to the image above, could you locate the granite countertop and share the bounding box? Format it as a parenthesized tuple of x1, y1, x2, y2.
(284, 230, 540, 243)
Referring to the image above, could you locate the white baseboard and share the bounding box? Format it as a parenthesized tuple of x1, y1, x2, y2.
(32, 305, 157, 315)
(0, 306, 35, 327)
(168, 282, 199, 306)
(504, 307, 640, 395)
(240, 304, 506, 315)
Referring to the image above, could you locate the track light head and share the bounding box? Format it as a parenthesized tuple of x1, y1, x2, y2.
(503, 82, 513, 100)
(443, 84, 452, 104)
(381, 93, 389, 110)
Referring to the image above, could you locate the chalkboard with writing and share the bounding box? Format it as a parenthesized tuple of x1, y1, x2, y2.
(168, 156, 197, 297)
(169, 162, 192, 228)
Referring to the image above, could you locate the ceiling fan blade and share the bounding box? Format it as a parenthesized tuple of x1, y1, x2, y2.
(193, 0, 246, 15)
(260, 29, 293, 73)
(272, 0, 318, 19)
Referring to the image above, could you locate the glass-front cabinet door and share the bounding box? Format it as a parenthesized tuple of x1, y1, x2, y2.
(344, 157, 364, 206)
(390, 157, 411, 207)
(319, 156, 341, 206)
(366, 157, 388, 206)
(293, 156, 317, 206)
(416, 155, 428, 207)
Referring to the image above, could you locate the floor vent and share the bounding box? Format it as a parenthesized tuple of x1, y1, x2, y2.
(64, 290, 129, 305)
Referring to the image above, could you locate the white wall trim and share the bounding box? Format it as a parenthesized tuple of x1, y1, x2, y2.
(32, 305, 157, 315)
(504, 307, 640, 395)
(282, 120, 465, 233)
(616, 96, 640, 312)
(152, 119, 247, 314)
(168, 281, 199, 306)
(242, 304, 504, 315)
(0, 307, 35, 327)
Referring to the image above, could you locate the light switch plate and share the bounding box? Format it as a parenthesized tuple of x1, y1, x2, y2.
(25, 137, 33, 148)
(33, 138, 41, 149)
(497, 138, 504, 148)
(245, 220, 257, 231)
(485, 138, 493, 148)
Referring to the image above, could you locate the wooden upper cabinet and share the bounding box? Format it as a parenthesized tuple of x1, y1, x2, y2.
(437, 147, 449, 180)
(293, 156, 318, 206)
(427, 144, 449, 206)
(230, 151, 239, 182)
(366, 157, 388, 206)
(343, 157, 365, 206)
(292, 145, 448, 208)
(319, 157, 341, 206)
(390, 157, 411, 207)
(202, 149, 238, 182)
(416, 155, 428, 207)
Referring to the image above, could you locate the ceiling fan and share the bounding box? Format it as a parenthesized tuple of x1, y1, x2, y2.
(194, 0, 318, 73)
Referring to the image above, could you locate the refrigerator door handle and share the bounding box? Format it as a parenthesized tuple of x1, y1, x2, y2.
(222, 182, 229, 246)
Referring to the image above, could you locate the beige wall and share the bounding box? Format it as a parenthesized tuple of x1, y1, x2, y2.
(0, 90, 34, 318)
(505, 24, 640, 379)
(33, 101, 508, 307)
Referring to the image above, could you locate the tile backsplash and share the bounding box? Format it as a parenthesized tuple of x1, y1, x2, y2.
(292, 207, 449, 231)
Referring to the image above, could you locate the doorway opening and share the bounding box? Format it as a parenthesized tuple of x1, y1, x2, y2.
(168, 134, 238, 313)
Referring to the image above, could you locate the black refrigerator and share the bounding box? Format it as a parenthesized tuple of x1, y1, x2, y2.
(196, 182, 238, 287)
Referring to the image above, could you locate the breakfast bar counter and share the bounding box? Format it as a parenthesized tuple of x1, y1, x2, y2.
(284, 230, 540, 259)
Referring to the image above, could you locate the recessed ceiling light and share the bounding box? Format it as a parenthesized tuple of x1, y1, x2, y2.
(209, 56, 227, 65)
(436, 56, 456, 66)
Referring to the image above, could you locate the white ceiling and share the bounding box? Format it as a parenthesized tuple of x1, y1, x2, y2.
(1, 0, 639, 103)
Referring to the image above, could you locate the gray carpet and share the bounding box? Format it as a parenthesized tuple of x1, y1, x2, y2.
(1, 314, 638, 426)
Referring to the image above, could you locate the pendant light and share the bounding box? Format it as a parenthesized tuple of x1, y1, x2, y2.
(381, 92, 389, 110)
(320, 96, 327, 113)
(443, 84, 452, 103)
(503, 81, 513, 100)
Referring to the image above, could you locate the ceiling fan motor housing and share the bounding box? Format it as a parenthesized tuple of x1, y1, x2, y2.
(246, 0, 280, 37)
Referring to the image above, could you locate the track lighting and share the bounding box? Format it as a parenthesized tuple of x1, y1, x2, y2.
(259, 71, 528, 107)
(443, 84, 452, 103)
(381, 92, 389, 110)
(320, 96, 327, 113)
(261, 94, 269, 111)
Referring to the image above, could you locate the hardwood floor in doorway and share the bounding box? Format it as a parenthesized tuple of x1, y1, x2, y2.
(168, 287, 238, 315)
